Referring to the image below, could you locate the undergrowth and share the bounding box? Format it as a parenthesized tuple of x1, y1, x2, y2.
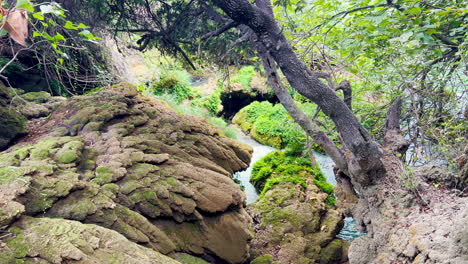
(231, 66, 256, 90)
(155, 93, 237, 139)
(233, 101, 329, 153)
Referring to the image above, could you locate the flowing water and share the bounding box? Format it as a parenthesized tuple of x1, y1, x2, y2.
(233, 128, 365, 241)
(233, 130, 276, 204)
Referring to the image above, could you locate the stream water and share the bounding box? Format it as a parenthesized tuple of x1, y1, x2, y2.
(233, 129, 365, 241)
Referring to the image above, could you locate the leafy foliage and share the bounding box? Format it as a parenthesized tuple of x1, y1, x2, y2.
(231, 65, 256, 90)
(0, 0, 114, 96)
(155, 93, 237, 139)
(152, 70, 196, 103)
(274, 0, 467, 165)
(234, 101, 333, 153)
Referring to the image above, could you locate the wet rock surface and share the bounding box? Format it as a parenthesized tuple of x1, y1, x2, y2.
(0, 83, 253, 263)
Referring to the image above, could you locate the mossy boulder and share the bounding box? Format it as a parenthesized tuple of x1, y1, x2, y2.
(0, 83, 28, 150)
(248, 181, 347, 264)
(21, 91, 51, 103)
(0, 216, 181, 264)
(0, 84, 253, 263)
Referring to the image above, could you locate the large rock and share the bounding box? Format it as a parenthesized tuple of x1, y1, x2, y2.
(0, 216, 180, 264)
(0, 83, 27, 150)
(348, 146, 468, 264)
(248, 181, 349, 264)
(0, 83, 253, 263)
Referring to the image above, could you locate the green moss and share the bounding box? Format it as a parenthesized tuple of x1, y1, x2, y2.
(102, 183, 120, 194)
(21, 91, 51, 103)
(166, 177, 178, 186)
(325, 195, 337, 206)
(0, 167, 27, 183)
(29, 140, 61, 159)
(251, 254, 274, 264)
(128, 163, 159, 179)
(15, 146, 32, 160)
(56, 150, 78, 163)
(27, 195, 55, 213)
(173, 253, 210, 264)
(251, 151, 334, 198)
(4, 228, 30, 258)
(261, 175, 307, 196)
(231, 66, 256, 90)
(152, 70, 195, 103)
(92, 166, 113, 185)
(319, 239, 345, 264)
(232, 101, 306, 150)
(120, 180, 140, 194)
(0, 107, 27, 146)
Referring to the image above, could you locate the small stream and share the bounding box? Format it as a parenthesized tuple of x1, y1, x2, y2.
(233, 129, 365, 241)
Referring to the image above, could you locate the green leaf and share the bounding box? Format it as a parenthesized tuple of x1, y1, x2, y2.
(64, 21, 75, 30)
(39, 4, 65, 16)
(32, 31, 42, 38)
(79, 30, 100, 41)
(16, 0, 34, 12)
(32, 12, 45, 21)
(53, 32, 66, 42)
(76, 23, 89, 29)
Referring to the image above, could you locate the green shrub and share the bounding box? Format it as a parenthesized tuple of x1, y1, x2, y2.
(155, 94, 237, 139)
(231, 66, 256, 90)
(201, 87, 223, 115)
(152, 70, 196, 103)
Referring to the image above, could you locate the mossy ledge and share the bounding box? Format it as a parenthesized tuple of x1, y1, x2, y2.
(247, 151, 347, 263)
(0, 83, 253, 263)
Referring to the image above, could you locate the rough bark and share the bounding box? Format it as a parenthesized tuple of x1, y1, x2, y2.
(212, 0, 385, 187)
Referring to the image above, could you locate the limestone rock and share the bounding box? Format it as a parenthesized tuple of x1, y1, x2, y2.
(0, 84, 253, 263)
(0, 216, 181, 264)
(348, 149, 468, 264)
(248, 181, 348, 264)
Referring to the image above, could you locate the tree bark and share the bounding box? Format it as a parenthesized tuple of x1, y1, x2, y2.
(255, 40, 348, 173)
(212, 0, 385, 187)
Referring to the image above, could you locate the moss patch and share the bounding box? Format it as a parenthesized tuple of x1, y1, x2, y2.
(251, 151, 334, 204)
(251, 254, 274, 264)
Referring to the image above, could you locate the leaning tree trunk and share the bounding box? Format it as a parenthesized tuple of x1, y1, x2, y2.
(212, 0, 385, 189)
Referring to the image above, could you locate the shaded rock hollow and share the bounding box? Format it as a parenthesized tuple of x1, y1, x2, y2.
(0, 83, 253, 263)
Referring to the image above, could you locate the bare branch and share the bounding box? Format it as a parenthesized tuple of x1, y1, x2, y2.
(201, 20, 238, 41)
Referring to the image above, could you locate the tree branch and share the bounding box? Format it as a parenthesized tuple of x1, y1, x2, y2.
(201, 20, 238, 41)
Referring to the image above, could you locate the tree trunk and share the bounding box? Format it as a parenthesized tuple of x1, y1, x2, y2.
(212, 0, 385, 188)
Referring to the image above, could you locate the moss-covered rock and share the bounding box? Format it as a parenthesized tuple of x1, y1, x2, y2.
(251, 254, 274, 264)
(173, 253, 210, 264)
(0, 216, 181, 264)
(248, 180, 346, 264)
(0, 103, 27, 150)
(0, 84, 253, 263)
(21, 91, 51, 103)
